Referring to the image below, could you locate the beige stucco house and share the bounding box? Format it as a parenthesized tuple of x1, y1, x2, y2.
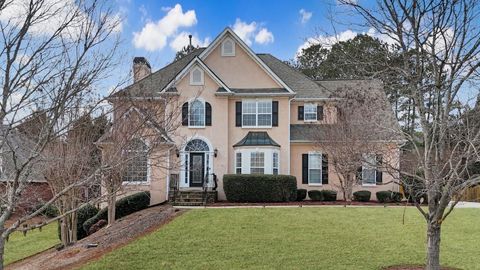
(100, 28, 403, 205)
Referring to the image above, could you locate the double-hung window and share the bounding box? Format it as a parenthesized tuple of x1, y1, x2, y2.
(235, 152, 242, 174)
(308, 153, 322, 184)
(362, 154, 377, 185)
(272, 152, 279, 175)
(242, 100, 272, 127)
(304, 103, 317, 121)
(250, 152, 265, 174)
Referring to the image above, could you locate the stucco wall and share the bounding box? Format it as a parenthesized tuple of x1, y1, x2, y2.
(203, 35, 281, 89)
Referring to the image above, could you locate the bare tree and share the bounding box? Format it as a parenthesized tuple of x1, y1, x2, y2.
(0, 0, 122, 268)
(335, 1, 480, 269)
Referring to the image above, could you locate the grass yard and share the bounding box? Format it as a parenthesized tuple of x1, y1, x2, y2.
(4, 222, 58, 265)
(82, 207, 479, 270)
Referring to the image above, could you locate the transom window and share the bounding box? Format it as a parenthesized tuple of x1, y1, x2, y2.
(362, 154, 377, 185)
(221, 38, 235, 56)
(242, 100, 272, 127)
(304, 103, 317, 121)
(250, 152, 265, 174)
(190, 66, 204, 85)
(308, 153, 322, 184)
(185, 139, 209, 152)
(123, 139, 148, 183)
(189, 100, 205, 127)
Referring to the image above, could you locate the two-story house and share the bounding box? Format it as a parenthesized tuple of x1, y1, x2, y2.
(99, 28, 402, 204)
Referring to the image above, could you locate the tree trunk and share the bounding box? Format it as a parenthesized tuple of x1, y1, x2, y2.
(107, 192, 116, 225)
(426, 221, 442, 270)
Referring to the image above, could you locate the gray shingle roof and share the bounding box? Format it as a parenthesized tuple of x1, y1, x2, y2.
(233, 132, 280, 147)
(113, 48, 205, 98)
(257, 54, 331, 98)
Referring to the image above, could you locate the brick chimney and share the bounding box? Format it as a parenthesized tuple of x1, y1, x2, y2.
(133, 57, 151, 82)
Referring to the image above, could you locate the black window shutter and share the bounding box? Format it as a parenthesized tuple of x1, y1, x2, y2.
(376, 155, 383, 184)
(317, 105, 324, 121)
(205, 102, 212, 126)
(235, 101, 242, 127)
(356, 166, 363, 183)
(302, 154, 309, 184)
(272, 101, 279, 126)
(322, 153, 328, 185)
(298, 106, 304, 120)
(182, 102, 188, 126)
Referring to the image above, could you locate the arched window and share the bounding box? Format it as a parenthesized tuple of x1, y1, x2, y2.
(185, 139, 209, 152)
(222, 38, 235, 56)
(123, 138, 148, 182)
(190, 66, 204, 85)
(189, 100, 205, 127)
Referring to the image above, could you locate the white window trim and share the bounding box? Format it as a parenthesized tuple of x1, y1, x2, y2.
(189, 66, 204, 86)
(188, 99, 206, 128)
(304, 103, 318, 122)
(122, 139, 151, 185)
(308, 152, 323, 186)
(235, 152, 242, 174)
(221, 37, 235, 56)
(361, 153, 377, 186)
(241, 99, 273, 128)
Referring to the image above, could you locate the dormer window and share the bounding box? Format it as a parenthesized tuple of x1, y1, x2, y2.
(190, 66, 204, 85)
(221, 38, 235, 56)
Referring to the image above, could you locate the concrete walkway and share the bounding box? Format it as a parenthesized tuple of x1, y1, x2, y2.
(451, 201, 480, 208)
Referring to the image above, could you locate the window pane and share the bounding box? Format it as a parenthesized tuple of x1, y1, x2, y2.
(258, 114, 271, 126)
(272, 152, 279, 175)
(309, 169, 321, 183)
(242, 114, 256, 126)
(304, 104, 317, 120)
(192, 69, 202, 83)
(362, 154, 377, 185)
(123, 140, 148, 182)
(257, 101, 272, 113)
(250, 152, 264, 174)
(189, 100, 205, 126)
(309, 153, 322, 169)
(236, 152, 242, 174)
(308, 153, 322, 184)
(242, 101, 256, 113)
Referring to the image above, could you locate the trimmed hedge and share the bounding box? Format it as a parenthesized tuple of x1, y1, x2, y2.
(223, 174, 297, 202)
(308, 190, 323, 201)
(321, 190, 337, 201)
(296, 189, 307, 201)
(57, 204, 98, 241)
(376, 191, 402, 203)
(83, 191, 150, 234)
(353, 190, 371, 202)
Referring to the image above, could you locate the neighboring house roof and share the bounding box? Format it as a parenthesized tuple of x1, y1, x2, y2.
(0, 126, 45, 183)
(112, 48, 205, 98)
(257, 54, 332, 98)
(233, 132, 280, 147)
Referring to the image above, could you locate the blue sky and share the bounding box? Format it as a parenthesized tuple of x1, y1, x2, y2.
(115, 0, 348, 69)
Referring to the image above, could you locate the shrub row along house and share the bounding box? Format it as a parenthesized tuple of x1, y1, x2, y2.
(98, 28, 403, 205)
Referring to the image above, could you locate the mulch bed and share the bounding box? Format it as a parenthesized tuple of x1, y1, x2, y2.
(7, 204, 184, 270)
(208, 200, 408, 207)
(384, 265, 461, 270)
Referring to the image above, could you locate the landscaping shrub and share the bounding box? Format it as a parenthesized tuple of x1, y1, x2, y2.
(308, 190, 323, 201)
(402, 176, 428, 204)
(376, 191, 403, 203)
(353, 190, 371, 202)
(57, 204, 98, 241)
(83, 191, 150, 234)
(296, 189, 307, 201)
(223, 174, 297, 202)
(321, 190, 337, 201)
(35, 203, 59, 218)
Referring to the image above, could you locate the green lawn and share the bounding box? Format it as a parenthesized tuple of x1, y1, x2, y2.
(82, 207, 479, 270)
(4, 222, 58, 265)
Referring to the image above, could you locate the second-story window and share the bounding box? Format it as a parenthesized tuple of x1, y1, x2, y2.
(242, 99, 272, 127)
(189, 100, 205, 127)
(304, 103, 317, 121)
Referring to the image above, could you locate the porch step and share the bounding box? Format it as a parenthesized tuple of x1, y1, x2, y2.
(169, 190, 217, 206)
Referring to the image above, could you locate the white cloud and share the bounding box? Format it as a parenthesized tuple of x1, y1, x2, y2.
(138, 5, 148, 22)
(299, 9, 312, 24)
(255, 28, 274, 45)
(232, 19, 274, 46)
(169, 32, 211, 51)
(133, 4, 197, 51)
